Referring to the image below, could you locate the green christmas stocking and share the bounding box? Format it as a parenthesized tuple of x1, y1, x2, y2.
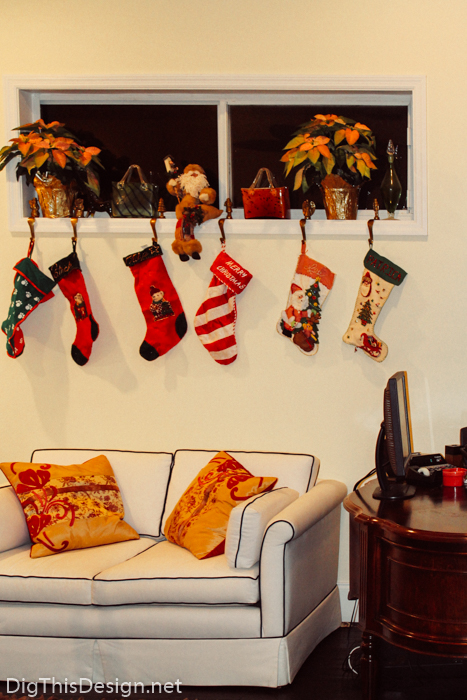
(1, 257, 56, 358)
(342, 248, 407, 362)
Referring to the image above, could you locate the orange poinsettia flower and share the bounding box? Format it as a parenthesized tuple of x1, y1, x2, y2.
(314, 114, 346, 127)
(299, 135, 332, 160)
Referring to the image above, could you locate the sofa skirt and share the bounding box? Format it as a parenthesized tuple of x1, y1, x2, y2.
(0, 586, 341, 687)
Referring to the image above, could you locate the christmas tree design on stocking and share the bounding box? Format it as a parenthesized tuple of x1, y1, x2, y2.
(343, 248, 407, 362)
(277, 244, 335, 356)
(124, 243, 187, 360)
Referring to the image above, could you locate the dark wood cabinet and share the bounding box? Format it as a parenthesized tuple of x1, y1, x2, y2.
(344, 481, 467, 699)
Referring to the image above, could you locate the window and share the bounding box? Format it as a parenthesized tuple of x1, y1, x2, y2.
(4, 75, 426, 238)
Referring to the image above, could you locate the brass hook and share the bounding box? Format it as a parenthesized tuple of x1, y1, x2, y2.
(27, 198, 38, 258)
(367, 199, 380, 249)
(150, 217, 158, 244)
(299, 200, 316, 245)
(218, 218, 226, 245)
(71, 217, 78, 253)
(224, 198, 233, 219)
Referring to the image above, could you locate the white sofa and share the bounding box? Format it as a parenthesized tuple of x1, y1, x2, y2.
(0, 448, 347, 688)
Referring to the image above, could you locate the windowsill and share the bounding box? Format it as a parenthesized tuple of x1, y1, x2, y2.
(10, 209, 424, 239)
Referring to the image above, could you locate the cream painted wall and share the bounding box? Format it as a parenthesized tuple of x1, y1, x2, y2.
(1, 0, 467, 614)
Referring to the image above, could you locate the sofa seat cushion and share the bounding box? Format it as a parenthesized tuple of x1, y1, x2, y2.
(0, 601, 261, 639)
(93, 540, 259, 606)
(0, 538, 155, 605)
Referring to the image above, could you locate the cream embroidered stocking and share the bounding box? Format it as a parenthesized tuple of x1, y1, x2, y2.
(343, 248, 407, 362)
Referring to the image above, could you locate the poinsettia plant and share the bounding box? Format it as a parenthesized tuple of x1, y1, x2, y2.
(281, 113, 377, 191)
(0, 118, 103, 196)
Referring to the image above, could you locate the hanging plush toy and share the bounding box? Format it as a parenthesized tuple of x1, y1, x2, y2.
(342, 219, 407, 362)
(166, 164, 222, 262)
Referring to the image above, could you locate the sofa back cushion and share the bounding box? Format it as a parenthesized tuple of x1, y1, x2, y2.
(31, 449, 173, 537)
(0, 484, 31, 553)
(162, 450, 319, 531)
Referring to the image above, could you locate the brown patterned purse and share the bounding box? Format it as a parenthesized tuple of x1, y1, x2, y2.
(241, 168, 290, 219)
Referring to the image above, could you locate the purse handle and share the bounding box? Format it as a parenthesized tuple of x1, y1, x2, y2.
(118, 164, 149, 191)
(249, 168, 278, 189)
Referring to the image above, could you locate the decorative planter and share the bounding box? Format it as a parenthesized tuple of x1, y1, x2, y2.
(33, 172, 77, 218)
(320, 174, 360, 220)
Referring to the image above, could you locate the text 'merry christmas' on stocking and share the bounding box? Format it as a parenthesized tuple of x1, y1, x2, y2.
(194, 249, 252, 365)
(49, 252, 99, 366)
(277, 245, 335, 356)
(124, 243, 187, 361)
(343, 248, 407, 362)
(2, 257, 56, 358)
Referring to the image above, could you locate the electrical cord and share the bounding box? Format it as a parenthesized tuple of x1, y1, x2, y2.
(353, 468, 376, 491)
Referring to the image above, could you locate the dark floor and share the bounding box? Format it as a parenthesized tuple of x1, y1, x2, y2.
(3, 625, 467, 700)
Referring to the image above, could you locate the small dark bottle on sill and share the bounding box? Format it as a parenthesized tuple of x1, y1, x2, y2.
(380, 139, 402, 219)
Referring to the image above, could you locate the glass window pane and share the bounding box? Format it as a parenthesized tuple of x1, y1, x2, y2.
(230, 105, 408, 211)
(40, 104, 219, 210)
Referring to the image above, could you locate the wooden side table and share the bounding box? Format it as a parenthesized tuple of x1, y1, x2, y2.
(344, 480, 467, 700)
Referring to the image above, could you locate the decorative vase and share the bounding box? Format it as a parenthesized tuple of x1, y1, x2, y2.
(320, 174, 360, 220)
(380, 140, 402, 219)
(33, 172, 77, 218)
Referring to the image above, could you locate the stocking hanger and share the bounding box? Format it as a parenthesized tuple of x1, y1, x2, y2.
(218, 198, 233, 245)
(367, 199, 380, 249)
(27, 198, 39, 258)
(299, 200, 316, 246)
(71, 217, 78, 253)
(150, 217, 158, 244)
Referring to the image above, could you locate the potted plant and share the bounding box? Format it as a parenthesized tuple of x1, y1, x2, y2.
(281, 113, 377, 219)
(0, 118, 103, 217)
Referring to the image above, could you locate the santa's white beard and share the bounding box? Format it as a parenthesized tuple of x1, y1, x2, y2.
(179, 171, 210, 198)
(291, 290, 308, 311)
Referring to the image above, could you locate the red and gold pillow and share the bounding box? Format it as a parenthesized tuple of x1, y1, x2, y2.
(164, 451, 277, 559)
(0, 455, 139, 558)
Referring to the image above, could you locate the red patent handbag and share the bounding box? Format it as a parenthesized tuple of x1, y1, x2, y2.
(241, 168, 291, 219)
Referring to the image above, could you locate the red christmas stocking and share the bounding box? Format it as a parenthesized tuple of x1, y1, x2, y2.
(123, 243, 187, 360)
(194, 248, 252, 365)
(342, 248, 407, 362)
(49, 252, 99, 366)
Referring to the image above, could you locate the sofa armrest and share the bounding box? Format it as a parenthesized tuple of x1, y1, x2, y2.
(260, 479, 347, 638)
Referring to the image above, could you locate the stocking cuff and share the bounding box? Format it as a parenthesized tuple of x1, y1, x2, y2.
(49, 252, 81, 283)
(210, 250, 252, 294)
(364, 249, 407, 286)
(15, 257, 56, 296)
(123, 243, 163, 268)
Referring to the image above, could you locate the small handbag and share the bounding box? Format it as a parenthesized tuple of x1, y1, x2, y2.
(241, 168, 290, 219)
(111, 165, 158, 218)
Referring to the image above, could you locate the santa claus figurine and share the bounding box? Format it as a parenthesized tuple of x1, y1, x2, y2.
(166, 164, 222, 262)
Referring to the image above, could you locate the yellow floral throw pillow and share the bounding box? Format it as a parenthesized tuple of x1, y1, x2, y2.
(164, 451, 277, 560)
(0, 455, 139, 558)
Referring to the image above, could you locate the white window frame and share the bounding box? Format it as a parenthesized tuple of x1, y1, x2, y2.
(3, 74, 427, 239)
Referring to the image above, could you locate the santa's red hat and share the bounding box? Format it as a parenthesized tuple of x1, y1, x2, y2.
(291, 283, 303, 294)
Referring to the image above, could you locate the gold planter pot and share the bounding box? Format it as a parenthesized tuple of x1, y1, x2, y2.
(34, 173, 77, 218)
(320, 174, 360, 220)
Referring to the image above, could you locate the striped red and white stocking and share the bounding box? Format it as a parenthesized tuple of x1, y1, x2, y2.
(194, 249, 252, 365)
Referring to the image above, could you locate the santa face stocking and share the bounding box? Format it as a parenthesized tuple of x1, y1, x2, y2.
(49, 252, 99, 366)
(124, 243, 187, 361)
(277, 244, 335, 355)
(2, 257, 56, 358)
(343, 248, 407, 362)
(194, 248, 252, 365)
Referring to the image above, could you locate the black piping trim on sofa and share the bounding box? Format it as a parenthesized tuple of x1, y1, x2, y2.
(0, 598, 260, 607)
(30, 448, 175, 538)
(258, 518, 295, 638)
(233, 487, 289, 568)
(0, 586, 338, 640)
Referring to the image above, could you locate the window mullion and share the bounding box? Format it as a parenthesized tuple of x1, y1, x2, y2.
(217, 100, 230, 212)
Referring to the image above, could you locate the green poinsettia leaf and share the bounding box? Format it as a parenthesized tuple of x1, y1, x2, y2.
(86, 169, 100, 196)
(307, 149, 320, 165)
(323, 156, 335, 175)
(293, 150, 308, 167)
(0, 151, 18, 171)
(284, 135, 307, 150)
(356, 160, 368, 178)
(285, 157, 295, 177)
(293, 166, 305, 191)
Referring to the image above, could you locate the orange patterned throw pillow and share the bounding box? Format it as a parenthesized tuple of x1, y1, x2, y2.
(0, 455, 139, 558)
(164, 451, 278, 559)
